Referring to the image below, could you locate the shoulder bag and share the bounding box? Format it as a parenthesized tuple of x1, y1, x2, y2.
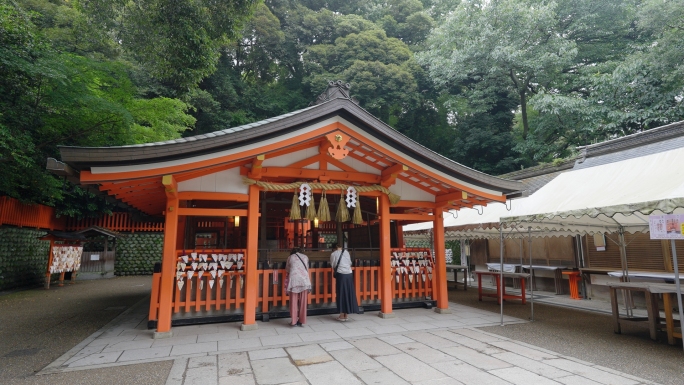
(333, 249, 346, 279)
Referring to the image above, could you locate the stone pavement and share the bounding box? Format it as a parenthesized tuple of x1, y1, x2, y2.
(38, 299, 661, 385)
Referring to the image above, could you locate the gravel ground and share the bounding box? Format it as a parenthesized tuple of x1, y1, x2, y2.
(448, 288, 684, 385)
(0, 276, 170, 385)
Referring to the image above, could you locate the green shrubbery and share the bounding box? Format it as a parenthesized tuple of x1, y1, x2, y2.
(114, 233, 164, 276)
(0, 228, 49, 290)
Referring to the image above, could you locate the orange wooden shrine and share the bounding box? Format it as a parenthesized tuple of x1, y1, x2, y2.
(49, 82, 521, 336)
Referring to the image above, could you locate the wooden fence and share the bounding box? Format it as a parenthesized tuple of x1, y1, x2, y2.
(66, 212, 164, 232)
(148, 250, 434, 322)
(0, 196, 65, 230)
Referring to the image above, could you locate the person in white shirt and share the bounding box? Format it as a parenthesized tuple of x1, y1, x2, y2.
(330, 243, 359, 321)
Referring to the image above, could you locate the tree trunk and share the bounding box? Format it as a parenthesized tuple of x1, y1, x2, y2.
(520, 90, 529, 140)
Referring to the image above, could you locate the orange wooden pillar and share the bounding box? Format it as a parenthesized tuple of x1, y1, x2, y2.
(433, 206, 450, 313)
(378, 194, 394, 318)
(155, 176, 179, 338)
(242, 184, 260, 330)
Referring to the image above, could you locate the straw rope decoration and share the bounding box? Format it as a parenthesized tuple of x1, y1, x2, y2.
(305, 196, 317, 221)
(335, 192, 351, 222)
(243, 177, 401, 221)
(352, 199, 363, 225)
(289, 188, 301, 220)
(317, 191, 331, 222)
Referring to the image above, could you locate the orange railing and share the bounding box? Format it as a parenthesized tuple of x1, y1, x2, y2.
(148, 251, 434, 322)
(66, 212, 164, 232)
(0, 196, 65, 230)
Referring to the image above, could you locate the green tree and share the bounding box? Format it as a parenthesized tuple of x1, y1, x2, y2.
(419, 0, 577, 140)
(305, 29, 419, 122)
(526, 0, 684, 157)
(79, 0, 259, 93)
(0, 2, 196, 217)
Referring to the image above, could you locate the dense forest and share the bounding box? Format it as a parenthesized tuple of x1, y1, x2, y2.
(1, 0, 683, 218)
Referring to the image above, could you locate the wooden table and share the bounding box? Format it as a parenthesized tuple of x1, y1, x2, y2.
(475, 271, 530, 304)
(521, 265, 570, 295)
(446, 265, 468, 291)
(608, 282, 682, 344)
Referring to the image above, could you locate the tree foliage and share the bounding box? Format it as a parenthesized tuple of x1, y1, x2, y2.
(3, 0, 684, 219)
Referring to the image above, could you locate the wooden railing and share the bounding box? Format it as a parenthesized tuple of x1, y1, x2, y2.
(66, 212, 164, 232)
(148, 259, 434, 322)
(0, 196, 65, 230)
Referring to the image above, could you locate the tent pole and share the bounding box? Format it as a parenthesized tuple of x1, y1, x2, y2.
(670, 240, 684, 351)
(617, 227, 633, 316)
(528, 226, 534, 321)
(500, 226, 504, 326)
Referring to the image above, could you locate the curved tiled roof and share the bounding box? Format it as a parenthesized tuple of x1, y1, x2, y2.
(58, 96, 521, 194)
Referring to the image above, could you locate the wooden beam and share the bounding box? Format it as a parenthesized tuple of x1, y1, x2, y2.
(391, 200, 436, 209)
(346, 149, 383, 170)
(177, 208, 248, 217)
(387, 213, 434, 221)
(325, 155, 357, 172)
(247, 154, 266, 179)
(435, 191, 467, 204)
(100, 180, 158, 193)
(120, 194, 163, 204)
(178, 192, 249, 202)
(319, 140, 331, 154)
(381, 164, 408, 187)
(245, 167, 382, 184)
(114, 187, 164, 197)
(162, 175, 177, 199)
(175, 161, 250, 183)
(286, 154, 320, 169)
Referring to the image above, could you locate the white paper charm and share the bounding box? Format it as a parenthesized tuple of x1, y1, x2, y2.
(209, 279, 215, 289)
(181, 255, 189, 264)
(177, 279, 185, 291)
(191, 263, 198, 271)
(345, 186, 357, 208)
(299, 183, 312, 206)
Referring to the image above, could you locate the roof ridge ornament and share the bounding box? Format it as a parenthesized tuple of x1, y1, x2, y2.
(311, 80, 359, 105)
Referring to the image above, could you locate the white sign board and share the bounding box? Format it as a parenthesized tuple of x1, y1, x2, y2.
(90, 254, 100, 261)
(649, 214, 684, 240)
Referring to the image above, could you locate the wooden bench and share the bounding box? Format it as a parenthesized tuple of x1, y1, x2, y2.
(475, 271, 530, 304)
(608, 282, 682, 345)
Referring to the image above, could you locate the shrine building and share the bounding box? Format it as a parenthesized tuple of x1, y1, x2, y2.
(48, 81, 522, 337)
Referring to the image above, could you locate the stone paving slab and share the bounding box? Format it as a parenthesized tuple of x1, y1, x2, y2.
(37, 301, 662, 385)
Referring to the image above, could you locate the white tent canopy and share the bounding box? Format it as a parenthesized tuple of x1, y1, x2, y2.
(500, 146, 684, 232)
(402, 198, 577, 239)
(500, 145, 684, 339)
